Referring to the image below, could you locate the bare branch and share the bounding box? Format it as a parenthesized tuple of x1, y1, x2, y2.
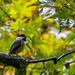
(0, 49, 75, 75)
(26, 43, 33, 53)
(57, 50, 75, 61)
(66, 0, 75, 9)
(26, 43, 34, 59)
(66, 60, 75, 64)
(43, 62, 49, 75)
(0, 50, 75, 67)
(0, 7, 11, 20)
(64, 6, 75, 12)
(27, 57, 57, 64)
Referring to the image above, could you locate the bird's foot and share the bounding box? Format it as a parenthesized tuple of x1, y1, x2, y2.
(16, 55, 25, 59)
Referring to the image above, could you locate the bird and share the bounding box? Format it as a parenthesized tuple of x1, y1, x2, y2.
(2, 34, 27, 73)
(9, 34, 27, 55)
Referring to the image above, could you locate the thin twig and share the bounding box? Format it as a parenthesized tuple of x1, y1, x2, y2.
(26, 43, 34, 59)
(66, 60, 75, 64)
(57, 50, 75, 61)
(64, 5, 75, 12)
(43, 62, 49, 75)
(27, 67, 44, 70)
(26, 43, 33, 53)
(27, 4, 55, 8)
(66, 0, 75, 9)
(0, 7, 11, 20)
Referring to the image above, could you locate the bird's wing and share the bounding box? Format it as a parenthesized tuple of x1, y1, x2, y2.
(9, 40, 21, 54)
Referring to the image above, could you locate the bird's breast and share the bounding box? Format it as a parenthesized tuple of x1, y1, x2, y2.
(15, 40, 26, 53)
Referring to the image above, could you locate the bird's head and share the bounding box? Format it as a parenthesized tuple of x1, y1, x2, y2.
(16, 34, 27, 41)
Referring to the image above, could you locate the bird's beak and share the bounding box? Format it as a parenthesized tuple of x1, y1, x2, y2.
(25, 36, 27, 38)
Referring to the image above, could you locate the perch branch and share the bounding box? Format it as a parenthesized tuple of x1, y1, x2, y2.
(0, 52, 26, 68)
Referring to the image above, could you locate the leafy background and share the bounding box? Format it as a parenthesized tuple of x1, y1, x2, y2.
(0, 0, 75, 75)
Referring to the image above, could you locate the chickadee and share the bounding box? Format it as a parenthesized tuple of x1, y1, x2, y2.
(9, 34, 27, 55)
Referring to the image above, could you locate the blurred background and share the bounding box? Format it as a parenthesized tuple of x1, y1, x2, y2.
(0, 0, 75, 75)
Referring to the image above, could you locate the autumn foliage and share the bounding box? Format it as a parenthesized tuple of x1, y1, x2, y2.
(0, 0, 75, 75)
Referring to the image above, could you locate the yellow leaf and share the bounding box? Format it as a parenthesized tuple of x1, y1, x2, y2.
(54, 38, 64, 50)
(9, 8, 18, 19)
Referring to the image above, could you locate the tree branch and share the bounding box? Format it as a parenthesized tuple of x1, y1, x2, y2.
(0, 7, 11, 20)
(66, 0, 75, 9)
(27, 57, 57, 64)
(43, 62, 49, 75)
(0, 52, 28, 75)
(57, 50, 75, 61)
(0, 52, 26, 68)
(26, 43, 33, 53)
(0, 49, 75, 75)
(64, 5, 75, 12)
(0, 50, 75, 67)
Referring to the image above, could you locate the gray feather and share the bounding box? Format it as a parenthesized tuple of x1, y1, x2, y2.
(9, 40, 21, 54)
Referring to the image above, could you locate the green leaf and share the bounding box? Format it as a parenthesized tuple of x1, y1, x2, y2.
(24, 25, 37, 34)
(32, 36, 46, 44)
(72, 28, 75, 33)
(10, 18, 26, 31)
(64, 33, 75, 43)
